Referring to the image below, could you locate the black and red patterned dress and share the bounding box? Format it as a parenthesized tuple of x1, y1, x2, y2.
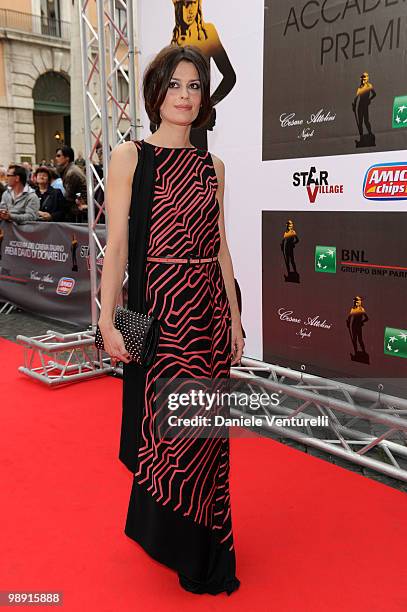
(123, 140, 240, 595)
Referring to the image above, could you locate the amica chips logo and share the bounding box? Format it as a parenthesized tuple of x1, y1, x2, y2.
(56, 277, 75, 296)
(363, 163, 407, 200)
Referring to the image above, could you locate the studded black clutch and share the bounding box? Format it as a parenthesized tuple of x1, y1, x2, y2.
(94, 305, 160, 367)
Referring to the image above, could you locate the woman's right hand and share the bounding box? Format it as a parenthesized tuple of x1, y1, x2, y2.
(98, 322, 132, 365)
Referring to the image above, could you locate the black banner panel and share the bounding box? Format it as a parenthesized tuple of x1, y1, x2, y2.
(263, 0, 407, 160)
(262, 211, 407, 394)
(0, 222, 106, 327)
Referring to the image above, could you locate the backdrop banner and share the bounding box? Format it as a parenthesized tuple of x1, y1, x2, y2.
(138, 1, 406, 388)
(262, 210, 407, 394)
(0, 221, 105, 327)
(263, 0, 407, 160)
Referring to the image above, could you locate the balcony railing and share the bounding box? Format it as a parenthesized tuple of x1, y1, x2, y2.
(0, 9, 70, 41)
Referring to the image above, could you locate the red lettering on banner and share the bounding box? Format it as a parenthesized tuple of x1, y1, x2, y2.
(306, 185, 319, 203)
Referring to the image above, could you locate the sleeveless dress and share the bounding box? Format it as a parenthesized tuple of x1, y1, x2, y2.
(123, 140, 240, 595)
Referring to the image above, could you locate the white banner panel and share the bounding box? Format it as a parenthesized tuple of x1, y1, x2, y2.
(137, 0, 407, 362)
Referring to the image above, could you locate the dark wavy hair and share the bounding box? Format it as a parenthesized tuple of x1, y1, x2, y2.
(56, 145, 75, 163)
(34, 166, 52, 182)
(143, 45, 211, 129)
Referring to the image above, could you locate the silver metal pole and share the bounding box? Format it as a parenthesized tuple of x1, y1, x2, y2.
(127, 0, 138, 140)
(96, 1, 111, 185)
(78, 0, 138, 336)
(79, 0, 99, 328)
(108, 0, 119, 142)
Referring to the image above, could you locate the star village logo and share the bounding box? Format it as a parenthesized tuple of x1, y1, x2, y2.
(292, 167, 344, 204)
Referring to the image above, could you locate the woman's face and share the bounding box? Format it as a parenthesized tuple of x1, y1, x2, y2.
(160, 60, 202, 127)
(36, 172, 49, 188)
(182, 0, 199, 26)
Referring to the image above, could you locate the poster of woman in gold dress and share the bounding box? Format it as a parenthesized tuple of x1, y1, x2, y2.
(151, 0, 236, 150)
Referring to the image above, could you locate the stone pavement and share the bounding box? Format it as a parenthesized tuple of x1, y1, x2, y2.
(0, 306, 80, 341)
(1, 305, 406, 495)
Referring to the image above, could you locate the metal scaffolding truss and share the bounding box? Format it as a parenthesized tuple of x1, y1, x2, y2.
(13, 1, 140, 384)
(79, 0, 139, 327)
(10, 1, 140, 384)
(16, 329, 113, 385)
(232, 357, 407, 483)
(0, 301, 16, 314)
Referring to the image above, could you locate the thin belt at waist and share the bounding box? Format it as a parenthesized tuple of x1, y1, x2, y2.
(146, 255, 218, 265)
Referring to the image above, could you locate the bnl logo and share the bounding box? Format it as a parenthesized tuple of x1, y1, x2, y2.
(315, 247, 368, 273)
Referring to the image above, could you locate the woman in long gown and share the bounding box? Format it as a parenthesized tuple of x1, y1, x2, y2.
(97, 45, 244, 596)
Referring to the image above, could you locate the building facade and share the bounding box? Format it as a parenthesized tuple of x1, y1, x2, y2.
(0, 0, 136, 167)
(0, 0, 79, 165)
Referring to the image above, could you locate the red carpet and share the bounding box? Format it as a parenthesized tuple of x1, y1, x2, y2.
(1, 336, 407, 611)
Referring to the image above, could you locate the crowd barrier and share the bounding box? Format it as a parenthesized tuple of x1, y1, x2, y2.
(0, 221, 106, 327)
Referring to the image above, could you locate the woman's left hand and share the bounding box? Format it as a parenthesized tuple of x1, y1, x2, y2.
(231, 318, 245, 366)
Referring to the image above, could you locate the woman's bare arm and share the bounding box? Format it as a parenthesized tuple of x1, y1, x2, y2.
(98, 141, 138, 331)
(212, 153, 244, 364)
(212, 154, 239, 317)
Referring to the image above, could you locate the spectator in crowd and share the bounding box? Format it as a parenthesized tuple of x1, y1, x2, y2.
(55, 145, 87, 223)
(22, 161, 36, 188)
(0, 166, 7, 198)
(0, 164, 40, 224)
(73, 195, 89, 223)
(34, 166, 66, 222)
(30, 171, 37, 189)
(93, 142, 106, 223)
(49, 167, 66, 196)
(74, 152, 86, 173)
(94, 142, 103, 181)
